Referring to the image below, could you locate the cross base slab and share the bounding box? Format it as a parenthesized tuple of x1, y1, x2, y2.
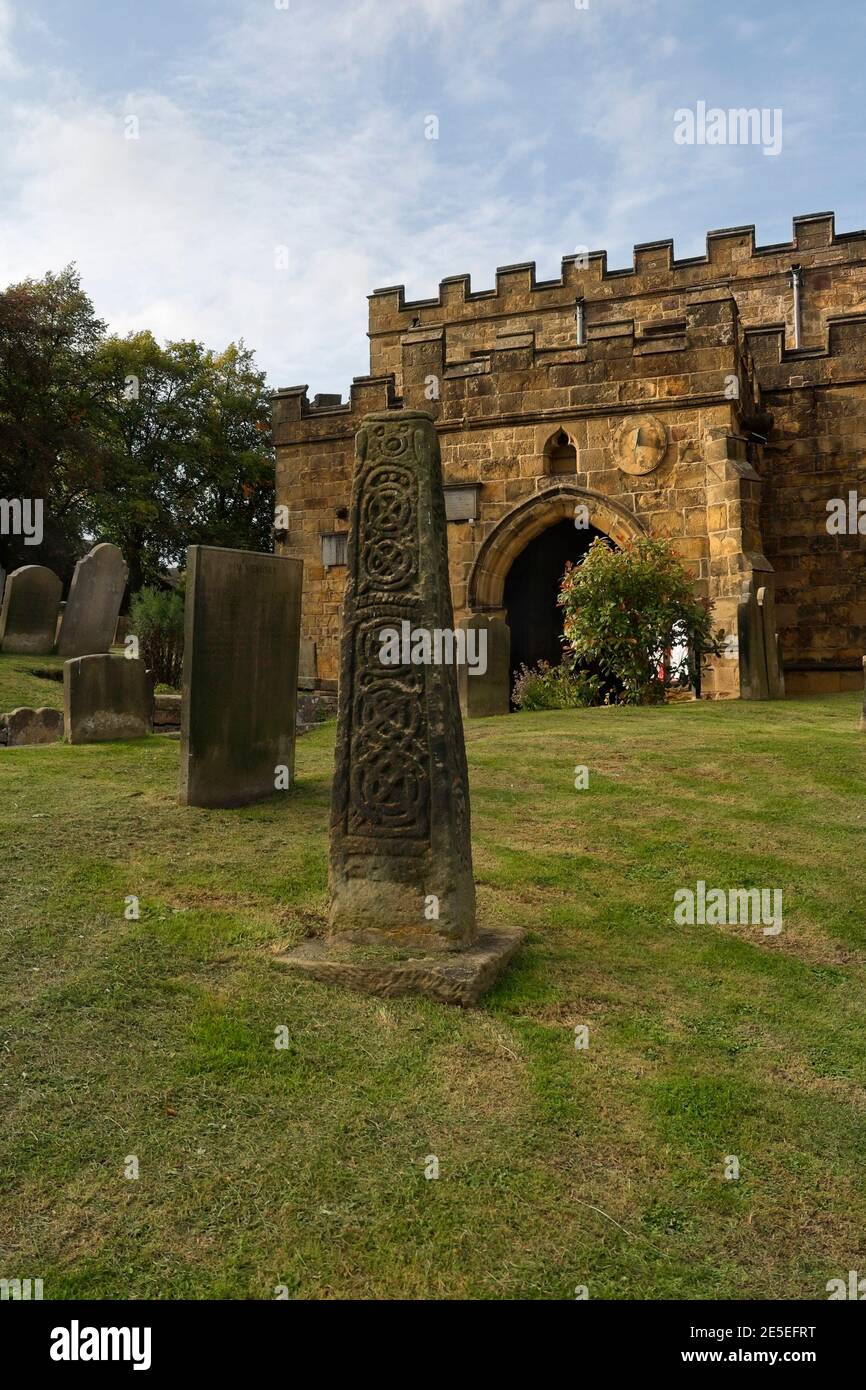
(275, 926, 525, 1008)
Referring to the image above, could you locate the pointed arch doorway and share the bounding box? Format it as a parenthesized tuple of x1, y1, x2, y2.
(463, 485, 646, 714)
(504, 517, 603, 686)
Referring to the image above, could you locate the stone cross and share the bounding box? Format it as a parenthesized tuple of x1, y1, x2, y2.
(278, 410, 523, 1005)
(329, 409, 476, 949)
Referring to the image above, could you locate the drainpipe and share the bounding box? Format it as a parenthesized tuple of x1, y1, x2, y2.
(790, 264, 803, 349)
(575, 298, 586, 347)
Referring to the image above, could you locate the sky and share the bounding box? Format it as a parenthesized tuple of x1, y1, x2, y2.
(1, 0, 864, 396)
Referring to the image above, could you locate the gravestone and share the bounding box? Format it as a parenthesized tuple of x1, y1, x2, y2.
(153, 692, 181, 732)
(278, 410, 523, 1005)
(179, 546, 303, 808)
(0, 707, 64, 746)
(757, 584, 784, 699)
(298, 638, 317, 690)
(736, 584, 766, 700)
(0, 565, 62, 654)
(57, 543, 128, 658)
(458, 614, 511, 717)
(64, 654, 152, 743)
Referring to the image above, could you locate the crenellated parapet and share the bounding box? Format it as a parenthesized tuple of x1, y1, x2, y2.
(271, 375, 401, 445)
(745, 312, 866, 390)
(275, 290, 749, 445)
(370, 213, 864, 324)
(367, 213, 866, 388)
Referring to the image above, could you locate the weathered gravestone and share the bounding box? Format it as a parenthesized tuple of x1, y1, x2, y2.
(0, 707, 64, 746)
(64, 654, 152, 743)
(278, 410, 524, 1005)
(757, 584, 784, 699)
(0, 565, 62, 654)
(57, 543, 128, 658)
(737, 576, 784, 701)
(179, 546, 303, 808)
(458, 613, 510, 717)
(298, 638, 317, 690)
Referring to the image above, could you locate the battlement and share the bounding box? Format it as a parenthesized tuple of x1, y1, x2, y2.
(271, 375, 402, 443)
(273, 292, 753, 443)
(745, 312, 866, 388)
(368, 212, 866, 338)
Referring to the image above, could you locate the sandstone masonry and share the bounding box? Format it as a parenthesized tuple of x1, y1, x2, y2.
(273, 212, 866, 705)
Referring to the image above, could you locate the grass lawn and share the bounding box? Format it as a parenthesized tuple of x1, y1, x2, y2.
(2, 694, 865, 1300)
(0, 652, 65, 711)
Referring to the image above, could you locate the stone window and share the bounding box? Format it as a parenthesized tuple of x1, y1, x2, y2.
(321, 532, 348, 567)
(547, 430, 577, 476)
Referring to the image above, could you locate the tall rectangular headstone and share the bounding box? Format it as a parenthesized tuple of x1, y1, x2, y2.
(737, 579, 769, 700)
(278, 411, 523, 1005)
(458, 614, 511, 717)
(57, 543, 128, 658)
(179, 546, 303, 808)
(298, 637, 317, 689)
(0, 565, 63, 654)
(757, 584, 784, 699)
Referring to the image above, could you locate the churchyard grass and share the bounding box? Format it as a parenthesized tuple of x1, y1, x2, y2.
(0, 652, 65, 711)
(2, 693, 865, 1299)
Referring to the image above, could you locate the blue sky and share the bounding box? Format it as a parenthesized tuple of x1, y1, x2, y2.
(1, 0, 864, 395)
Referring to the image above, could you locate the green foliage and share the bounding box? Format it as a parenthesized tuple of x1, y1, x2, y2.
(92, 334, 275, 590)
(129, 585, 184, 689)
(0, 266, 109, 579)
(559, 536, 725, 705)
(0, 266, 275, 589)
(512, 660, 602, 711)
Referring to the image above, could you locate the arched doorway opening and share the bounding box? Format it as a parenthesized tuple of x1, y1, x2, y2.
(504, 518, 603, 687)
(462, 486, 647, 716)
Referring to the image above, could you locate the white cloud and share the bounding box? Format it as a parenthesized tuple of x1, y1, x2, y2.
(0, 0, 21, 75)
(0, 0, 848, 394)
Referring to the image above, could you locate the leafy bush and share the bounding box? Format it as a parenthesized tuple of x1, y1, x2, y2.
(558, 537, 724, 705)
(512, 660, 603, 711)
(129, 585, 185, 690)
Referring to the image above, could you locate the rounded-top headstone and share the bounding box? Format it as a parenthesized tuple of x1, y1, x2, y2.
(57, 543, 128, 658)
(0, 565, 63, 654)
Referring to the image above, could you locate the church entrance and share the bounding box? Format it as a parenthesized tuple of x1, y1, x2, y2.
(503, 519, 603, 699)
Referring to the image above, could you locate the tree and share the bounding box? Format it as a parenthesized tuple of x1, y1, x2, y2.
(174, 343, 275, 558)
(1, 265, 275, 590)
(558, 536, 725, 705)
(90, 334, 274, 591)
(0, 266, 109, 578)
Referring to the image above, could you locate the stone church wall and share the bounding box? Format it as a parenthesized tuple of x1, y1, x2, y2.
(273, 213, 866, 704)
